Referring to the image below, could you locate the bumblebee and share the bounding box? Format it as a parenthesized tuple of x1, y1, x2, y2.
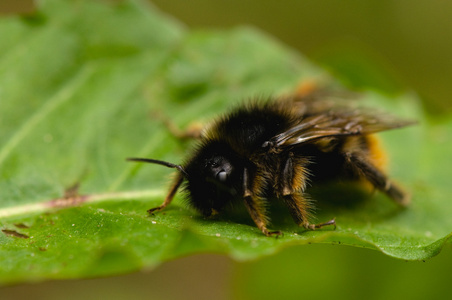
(129, 92, 413, 236)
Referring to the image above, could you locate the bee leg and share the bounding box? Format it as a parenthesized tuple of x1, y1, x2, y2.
(153, 112, 203, 140)
(282, 193, 336, 230)
(345, 152, 410, 206)
(304, 217, 337, 230)
(147, 173, 184, 214)
(243, 168, 282, 237)
(280, 155, 336, 231)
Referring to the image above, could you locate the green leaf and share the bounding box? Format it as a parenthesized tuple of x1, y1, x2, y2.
(0, 0, 450, 284)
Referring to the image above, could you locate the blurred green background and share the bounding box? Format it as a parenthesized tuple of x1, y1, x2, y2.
(153, 0, 452, 116)
(1, 0, 451, 299)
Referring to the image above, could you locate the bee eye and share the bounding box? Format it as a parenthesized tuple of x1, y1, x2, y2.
(206, 160, 218, 168)
(217, 170, 227, 182)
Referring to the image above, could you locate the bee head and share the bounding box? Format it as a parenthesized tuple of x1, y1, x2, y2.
(127, 141, 244, 217)
(183, 142, 243, 216)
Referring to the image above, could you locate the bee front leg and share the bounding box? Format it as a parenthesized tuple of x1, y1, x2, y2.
(243, 168, 282, 237)
(147, 173, 184, 214)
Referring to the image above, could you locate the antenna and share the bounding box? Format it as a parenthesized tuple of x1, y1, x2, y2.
(127, 157, 187, 176)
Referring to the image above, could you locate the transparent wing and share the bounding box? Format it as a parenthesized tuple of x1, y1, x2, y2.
(269, 97, 415, 149)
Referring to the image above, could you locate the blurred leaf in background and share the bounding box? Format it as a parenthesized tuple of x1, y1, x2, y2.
(152, 0, 452, 115)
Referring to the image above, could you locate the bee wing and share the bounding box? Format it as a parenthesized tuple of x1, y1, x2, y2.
(270, 104, 415, 148)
